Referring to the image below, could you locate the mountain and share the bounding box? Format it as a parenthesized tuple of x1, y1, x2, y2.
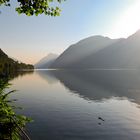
(35, 53, 58, 69)
(0, 48, 34, 76)
(79, 30, 140, 69)
(50, 36, 123, 68)
(50, 30, 140, 69)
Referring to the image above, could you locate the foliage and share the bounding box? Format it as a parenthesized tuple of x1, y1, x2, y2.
(0, 0, 65, 16)
(0, 79, 32, 140)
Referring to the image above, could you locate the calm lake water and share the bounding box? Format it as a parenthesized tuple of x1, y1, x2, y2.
(9, 69, 140, 140)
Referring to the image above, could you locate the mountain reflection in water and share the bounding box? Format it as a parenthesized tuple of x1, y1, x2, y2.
(37, 69, 140, 105)
(8, 69, 140, 140)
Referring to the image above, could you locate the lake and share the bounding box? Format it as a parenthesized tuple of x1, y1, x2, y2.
(9, 69, 140, 140)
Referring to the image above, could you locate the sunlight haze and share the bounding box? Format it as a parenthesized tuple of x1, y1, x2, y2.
(107, 0, 140, 38)
(0, 0, 140, 64)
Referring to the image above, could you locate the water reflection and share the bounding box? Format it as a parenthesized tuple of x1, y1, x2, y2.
(0, 70, 34, 140)
(9, 69, 140, 140)
(37, 69, 140, 105)
(0, 70, 34, 82)
(37, 70, 58, 84)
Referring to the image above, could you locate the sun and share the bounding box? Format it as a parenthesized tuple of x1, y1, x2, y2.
(109, 1, 140, 38)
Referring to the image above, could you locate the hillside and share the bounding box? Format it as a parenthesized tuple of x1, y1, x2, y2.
(50, 30, 140, 69)
(50, 36, 123, 68)
(0, 49, 34, 76)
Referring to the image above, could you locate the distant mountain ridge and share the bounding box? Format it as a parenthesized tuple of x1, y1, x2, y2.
(50, 30, 140, 69)
(35, 53, 58, 69)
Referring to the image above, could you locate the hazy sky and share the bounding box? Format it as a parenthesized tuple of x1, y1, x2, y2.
(1, 0, 140, 64)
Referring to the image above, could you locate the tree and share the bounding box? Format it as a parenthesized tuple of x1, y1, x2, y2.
(0, 0, 65, 16)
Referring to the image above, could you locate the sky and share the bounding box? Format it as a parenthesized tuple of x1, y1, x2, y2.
(1, 0, 140, 64)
